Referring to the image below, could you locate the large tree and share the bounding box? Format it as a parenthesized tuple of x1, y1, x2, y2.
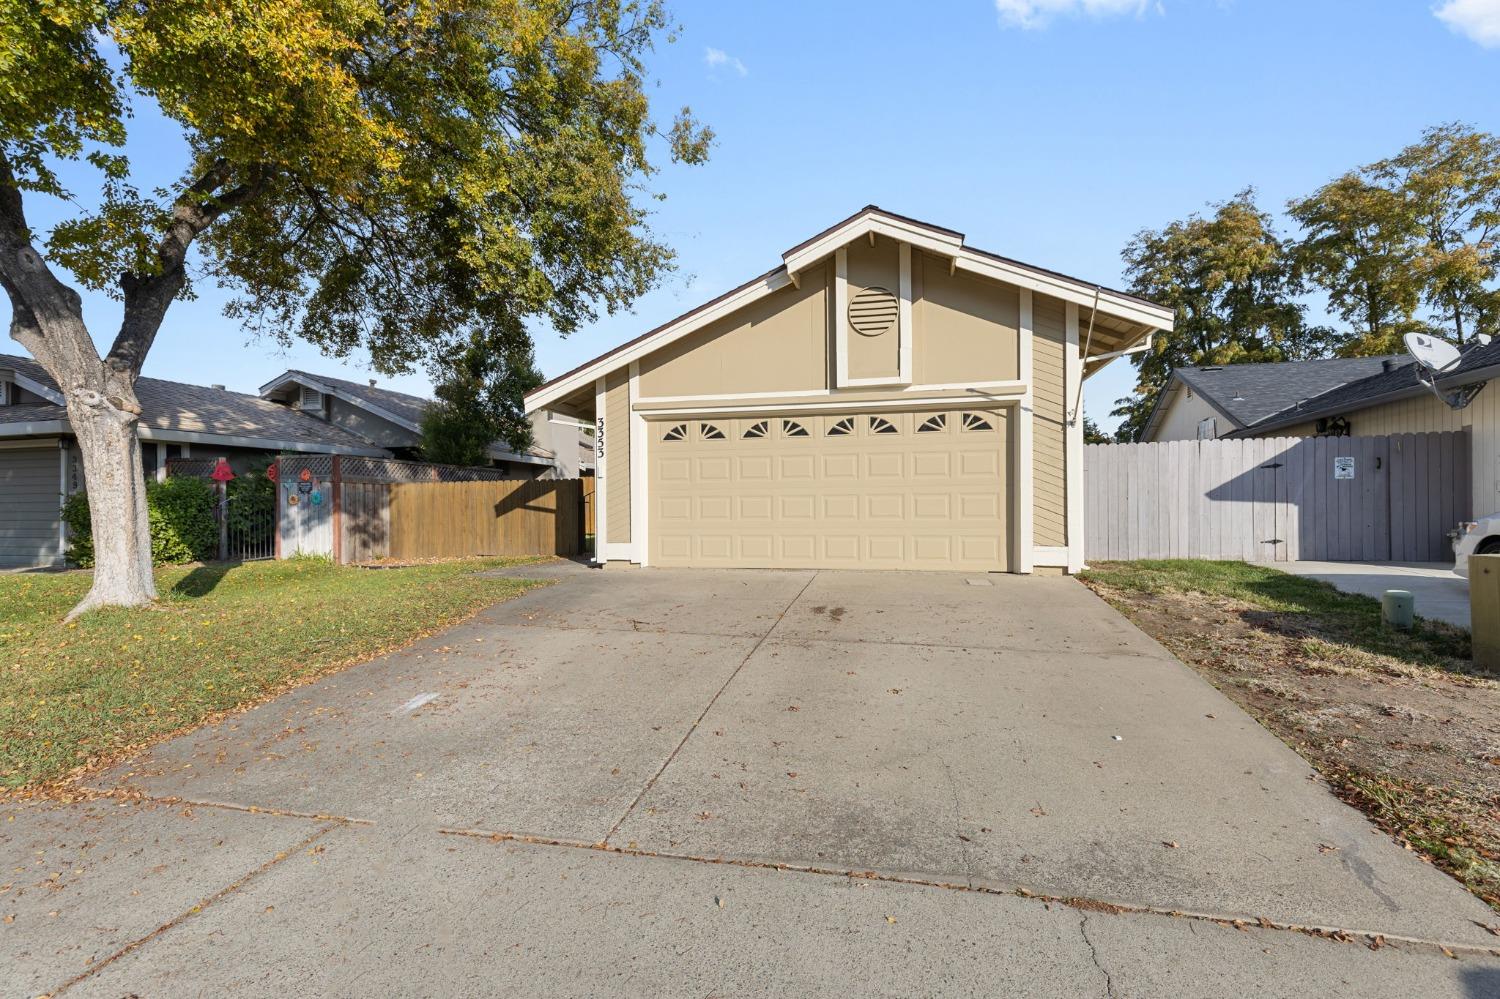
(1288, 172, 1425, 356)
(1112, 190, 1319, 441)
(1368, 123, 1500, 346)
(1, 1, 709, 617)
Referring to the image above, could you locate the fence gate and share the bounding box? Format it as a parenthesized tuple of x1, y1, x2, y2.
(1084, 432, 1471, 563)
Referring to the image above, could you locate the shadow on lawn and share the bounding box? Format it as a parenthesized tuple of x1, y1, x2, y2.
(169, 563, 234, 599)
(1233, 575, 1477, 676)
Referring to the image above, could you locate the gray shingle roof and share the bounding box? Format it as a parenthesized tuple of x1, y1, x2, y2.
(1241, 337, 1500, 434)
(1172, 355, 1405, 430)
(275, 369, 430, 429)
(0, 353, 385, 452)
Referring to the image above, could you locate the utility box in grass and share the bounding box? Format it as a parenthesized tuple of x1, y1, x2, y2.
(1474, 554, 1500, 673)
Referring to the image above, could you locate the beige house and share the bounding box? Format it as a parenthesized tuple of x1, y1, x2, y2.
(525, 207, 1173, 573)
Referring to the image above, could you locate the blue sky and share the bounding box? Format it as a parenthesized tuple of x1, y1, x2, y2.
(9, 0, 1500, 432)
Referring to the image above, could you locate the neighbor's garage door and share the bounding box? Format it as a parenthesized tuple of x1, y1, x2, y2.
(0, 446, 63, 568)
(648, 408, 1009, 570)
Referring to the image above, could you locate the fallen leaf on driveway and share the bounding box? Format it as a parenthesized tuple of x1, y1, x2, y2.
(1318, 843, 1339, 854)
(1162, 841, 1179, 849)
(885, 914, 897, 924)
(695, 812, 713, 821)
(786, 705, 799, 712)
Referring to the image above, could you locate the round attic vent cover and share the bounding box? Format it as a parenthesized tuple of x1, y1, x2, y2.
(849, 286, 899, 337)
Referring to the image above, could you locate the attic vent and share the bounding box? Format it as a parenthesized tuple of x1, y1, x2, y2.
(298, 386, 323, 411)
(849, 286, 899, 337)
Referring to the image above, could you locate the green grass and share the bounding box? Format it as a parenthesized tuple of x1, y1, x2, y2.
(0, 557, 542, 790)
(1080, 559, 1472, 672)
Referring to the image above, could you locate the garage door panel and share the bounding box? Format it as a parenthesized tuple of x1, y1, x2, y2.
(649, 408, 1008, 571)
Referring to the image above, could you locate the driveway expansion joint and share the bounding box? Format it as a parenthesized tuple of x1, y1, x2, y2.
(46, 821, 343, 997)
(75, 786, 376, 826)
(600, 571, 821, 846)
(436, 824, 1500, 962)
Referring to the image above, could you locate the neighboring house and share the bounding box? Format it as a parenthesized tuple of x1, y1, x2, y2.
(257, 370, 580, 477)
(525, 206, 1174, 574)
(1140, 356, 1402, 442)
(1141, 339, 1500, 520)
(0, 355, 589, 569)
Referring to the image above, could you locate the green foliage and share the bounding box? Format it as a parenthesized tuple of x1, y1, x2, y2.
(5, 0, 710, 370)
(419, 334, 544, 465)
(226, 458, 277, 543)
(1113, 190, 1320, 441)
(1289, 173, 1426, 357)
(1082, 417, 1112, 444)
(64, 477, 219, 567)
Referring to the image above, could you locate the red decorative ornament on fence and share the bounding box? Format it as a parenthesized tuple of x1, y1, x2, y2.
(210, 458, 235, 483)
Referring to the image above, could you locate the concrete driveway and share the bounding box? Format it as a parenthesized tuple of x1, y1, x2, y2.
(5, 562, 1499, 997)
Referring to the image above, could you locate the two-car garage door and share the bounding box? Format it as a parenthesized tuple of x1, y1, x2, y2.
(648, 407, 1010, 571)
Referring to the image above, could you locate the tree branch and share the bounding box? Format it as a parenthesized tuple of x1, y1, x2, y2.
(107, 161, 268, 377)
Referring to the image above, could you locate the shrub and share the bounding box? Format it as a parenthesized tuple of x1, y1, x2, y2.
(64, 477, 220, 568)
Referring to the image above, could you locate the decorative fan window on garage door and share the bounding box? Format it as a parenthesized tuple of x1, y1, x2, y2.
(700, 423, 726, 440)
(742, 420, 769, 439)
(782, 419, 810, 438)
(662, 423, 689, 441)
(869, 416, 898, 434)
(961, 412, 994, 432)
(826, 417, 854, 437)
(917, 414, 946, 433)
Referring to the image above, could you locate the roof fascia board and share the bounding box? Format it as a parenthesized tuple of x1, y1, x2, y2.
(953, 254, 1173, 329)
(782, 212, 962, 274)
(262, 371, 423, 433)
(526, 269, 793, 412)
(136, 426, 390, 455)
(0, 419, 69, 436)
(0, 368, 65, 405)
(1237, 385, 1430, 436)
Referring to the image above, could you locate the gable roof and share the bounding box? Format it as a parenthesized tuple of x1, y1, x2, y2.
(525, 206, 1176, 413)
(1141, 355, 1403, 440)
(260, 368, 554, 464)
(0, 353, 389, 454)
(1236, 337, 1500, 436)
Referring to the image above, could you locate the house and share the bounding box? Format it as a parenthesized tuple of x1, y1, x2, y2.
(1140, 356, 1402, 442)
(257, 370, 584, 478)
(0, 355, 588, 569)
(1140, 340, 1500, 519)
(524, 206, 1174, 573)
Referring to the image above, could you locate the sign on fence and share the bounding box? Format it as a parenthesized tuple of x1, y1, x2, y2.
(1085, 432, 1471, 563)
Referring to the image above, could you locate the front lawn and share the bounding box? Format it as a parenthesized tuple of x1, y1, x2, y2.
(1081, 560, 1500, 914)
(0, 558, 542, 791)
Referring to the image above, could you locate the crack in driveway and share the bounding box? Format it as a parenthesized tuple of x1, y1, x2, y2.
(1078, 913, 1116, 998)
(601, 571, 819, 845)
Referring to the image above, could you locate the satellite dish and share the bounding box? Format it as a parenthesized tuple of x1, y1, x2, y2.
(1403, 332, 1461, 373)
(1404, 332, 1483, 411)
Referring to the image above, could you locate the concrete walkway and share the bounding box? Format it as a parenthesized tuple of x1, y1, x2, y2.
(1279, 561, 1472, 630)
(4, 562, 1498, 997)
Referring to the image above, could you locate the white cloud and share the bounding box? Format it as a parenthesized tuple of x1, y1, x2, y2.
(995, 0, 1160, 30)
(703, 47, 748, 77)
(1434, 0, 1500, 47)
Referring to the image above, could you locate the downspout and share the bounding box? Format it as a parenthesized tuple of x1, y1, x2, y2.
(1068, 287, 1101, 424)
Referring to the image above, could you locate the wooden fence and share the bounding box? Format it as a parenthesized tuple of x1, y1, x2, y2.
(1085, 432, 1471, 563)
(582, 474, 596, 540)
(339, 477, 585, 563)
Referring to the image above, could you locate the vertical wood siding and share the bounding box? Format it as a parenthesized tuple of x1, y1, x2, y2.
(1085, 433, 1470, 562)
(1031, 295, 1067, 547)
(604, 370, 631, 544)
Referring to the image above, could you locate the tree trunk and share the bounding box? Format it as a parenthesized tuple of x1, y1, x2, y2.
(65, 383, 158, 619)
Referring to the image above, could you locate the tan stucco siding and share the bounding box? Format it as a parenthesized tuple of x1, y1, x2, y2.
(1032, 295, 1067, 548)
(604, 369, 631, 543)
(637, 267, 828, 398)
(1152, 385, 1224, 441)
(913, 251, 1020, 385)
(845, 238, 902, 380)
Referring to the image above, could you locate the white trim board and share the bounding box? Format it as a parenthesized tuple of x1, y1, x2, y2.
(634, 393, 1025, 419)
(1064, 302, 1085, 574)
(635, 380, 1026, 406)
(1016, 289, 1034, 575)
(592, 377, 608, 565)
